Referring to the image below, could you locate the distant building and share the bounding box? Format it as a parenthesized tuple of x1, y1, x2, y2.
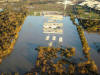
(7, 0, 20, 2)
(0, 0, 7, 2)
(0, 0, 20, 2)
(79, 0, 100, 10)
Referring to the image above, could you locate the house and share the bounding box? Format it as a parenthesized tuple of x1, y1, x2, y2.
(79, 0, 100, 10)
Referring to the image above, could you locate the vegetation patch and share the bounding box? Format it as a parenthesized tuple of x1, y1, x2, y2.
(0, 9, 27, 61)
(24, 46, 98, 75)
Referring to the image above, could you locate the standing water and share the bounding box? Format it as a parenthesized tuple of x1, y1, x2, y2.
(0, 1, 100, 75)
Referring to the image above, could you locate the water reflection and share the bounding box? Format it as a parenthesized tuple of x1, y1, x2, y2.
(43, 12, 64, 47)
(24, 9, 99, 75)
(0, 0, 100, 74)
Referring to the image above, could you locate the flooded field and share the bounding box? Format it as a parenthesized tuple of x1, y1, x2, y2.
(0, 0, 100, 75)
